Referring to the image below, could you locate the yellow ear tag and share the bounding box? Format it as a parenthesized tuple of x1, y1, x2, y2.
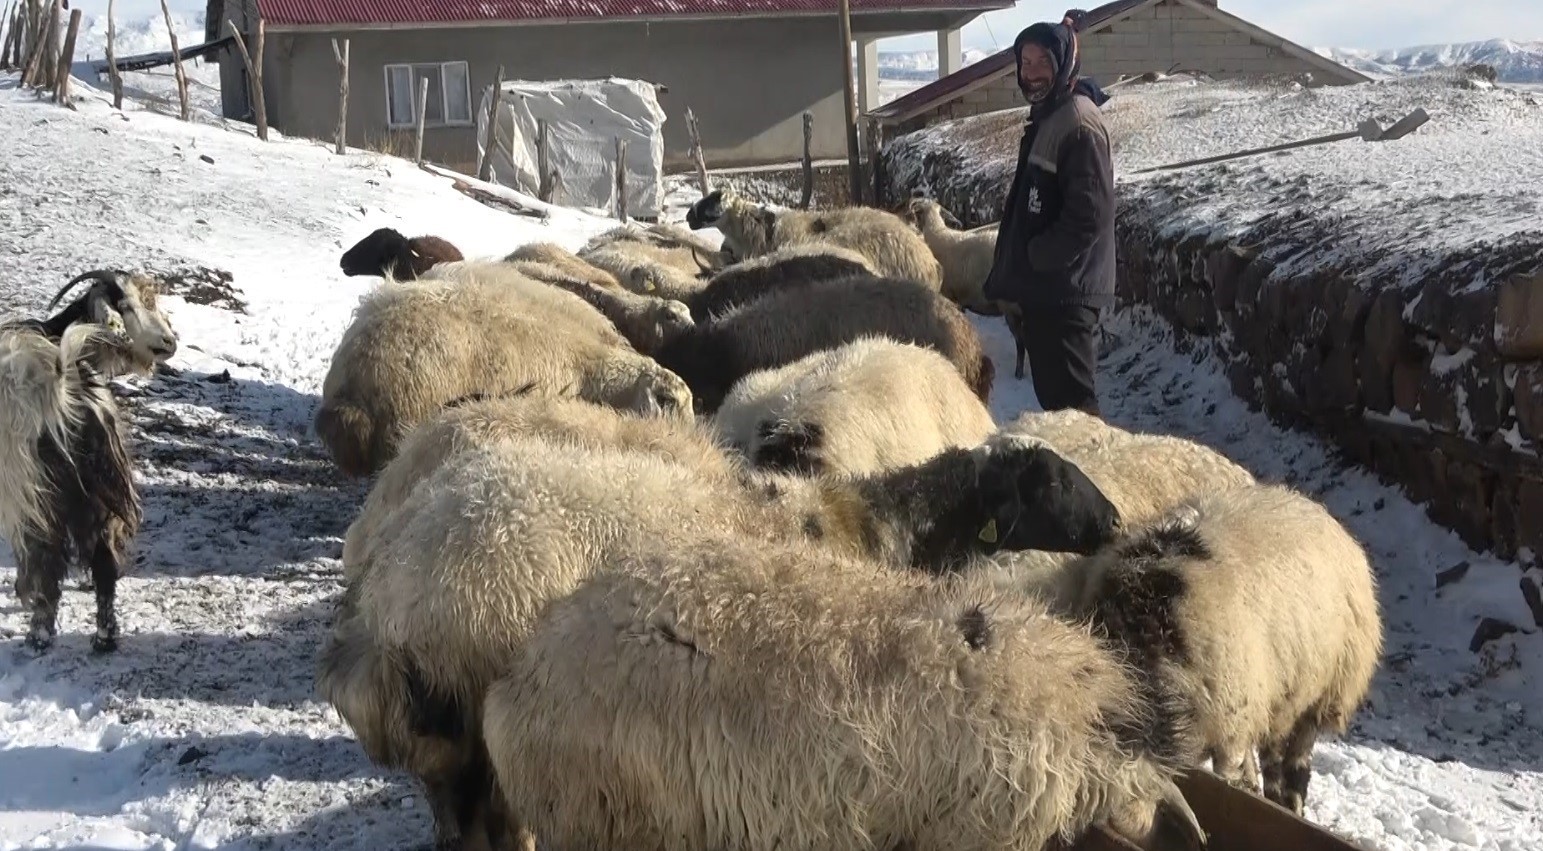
(978, 518, 998, 544)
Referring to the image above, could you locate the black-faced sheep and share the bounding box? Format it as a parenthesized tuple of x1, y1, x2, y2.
(339, 226, 465, 279)
(481, 535, 1207, 851)
(655, 272, 995, 413)
(319, 420, 1121, 851)
(686, 188, 944, 290)
(0, 321, 147, 652)
(339, 391, 739, 575)
(985, 424, 1255, 529)
(1002, 482, 1384, 817)
(713, 336, 997, 477)
(496, 258, 695, 356)
(685, 242, 875, 322)
(38, 269, 179, 370)
(312, 271, 692, 477)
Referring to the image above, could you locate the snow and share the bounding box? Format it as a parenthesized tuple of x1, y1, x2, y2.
(1315, 39, 1543, 85)
(2, 49, 1543, 851)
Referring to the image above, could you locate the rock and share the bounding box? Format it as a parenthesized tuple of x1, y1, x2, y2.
(1521, 576, 1543, 629)
(1174, 288, 1213, 335)
(1207, 245, 1254, 315)
(1518, 480, 1543, 556)
(1392, 356, 1426, 417)
(1409, 275, 1499, 354)
(1320, 344, 1361, 412)
(1419, 357, 1463, 433)
(1491, 475, 1520, 560)
(1497, 267, 1543, 358)
(1469, 617, 1518, 653)
(1361, 289, 1406, 414)
(1234, 255, 1276, 318)
(1461, 351, 1511, 441)
(1227, 360, 1258, 408)
(1440, 460, 1493, 550)
(1434, 561, 1471, 589)
(1513, 362, 1543, 446)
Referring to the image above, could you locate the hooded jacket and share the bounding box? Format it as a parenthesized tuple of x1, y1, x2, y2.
(981, 19, 1116, 310)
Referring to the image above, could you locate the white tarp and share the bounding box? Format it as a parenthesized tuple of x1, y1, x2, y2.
(476, 77, 667, 219)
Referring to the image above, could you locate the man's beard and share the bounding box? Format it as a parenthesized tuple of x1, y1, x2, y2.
(1022, 79, 1052, 102)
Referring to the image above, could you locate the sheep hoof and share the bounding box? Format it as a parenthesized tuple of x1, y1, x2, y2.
(23, 629, 55, 654)
(91, 632, 119, 654)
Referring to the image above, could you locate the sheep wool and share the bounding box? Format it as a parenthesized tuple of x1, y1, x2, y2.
(481, 535, 1207, 851)
(313, 273, 693, 476)
(687, 242, 875, 322)
(1017, 482, 1385, 816)
(502, 241, 623, 290)
(714, 336, 997, 476)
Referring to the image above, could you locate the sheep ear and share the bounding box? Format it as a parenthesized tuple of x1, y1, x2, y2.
(753, 419, 822, 474)
(686, 190, 724, 229)
(982, 441, 1121, 555)
(1152, 778, 1208, 851)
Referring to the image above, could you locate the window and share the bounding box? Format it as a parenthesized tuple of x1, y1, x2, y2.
(384, 61, 473, 128)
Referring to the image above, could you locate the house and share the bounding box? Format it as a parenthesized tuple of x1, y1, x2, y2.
(867, 0, 1372, 134)
(209, 0, 1013, 173)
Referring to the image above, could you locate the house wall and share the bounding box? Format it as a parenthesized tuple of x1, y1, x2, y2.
(894, 0, 1361, 133)
(256, 18, 850, 174)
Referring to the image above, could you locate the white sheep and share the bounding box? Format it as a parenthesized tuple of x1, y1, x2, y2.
(0, 320, 148, 653)
(654, 273, 995, 413)
(685, 189, 944, 290)
(1002, 481, 1384, 817)
(319, 422, 1124, 851)
(339, 391, 739, 575)
(714, 336, 997, 477)
(578, 245, 710, 304)
(501, 241, 623, 290)
(312, 270, 692, 477)
(498, 257, 695, 356)
(481, 533, 1207, 851)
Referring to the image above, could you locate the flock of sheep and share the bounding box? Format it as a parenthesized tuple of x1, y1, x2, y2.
(0, 187, 1386, 851)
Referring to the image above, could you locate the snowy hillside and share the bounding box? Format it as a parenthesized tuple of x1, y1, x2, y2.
(1317, 39, 1543, 84)
(71, 7, 222, 117)
(876, 47, 993, 79)
(1, 59, 1542, 851)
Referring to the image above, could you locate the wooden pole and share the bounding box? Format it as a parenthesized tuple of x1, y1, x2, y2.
(51, 6, 79, 105)
(536, 118, 553, 202)
(413, 75, 429, 164)
(0, 0, 15, 69)
(799, 111, 814, 210)
(36, 0, 58, 89)
(227, 19, 268, 139)
(24, 0, 57, 89)
(685, 106, 709, 195)
(105, 0, 123, 108)
(614, 136, 629, 221)
(159, 0, 189, 120)
(866, 117, 885, 208)
(476, 65, 505, 181)
(252, 19, 267, 139)
(331, 37, 349, 154)
(836, 0, 862, 205)
(20, 0, 47, 86)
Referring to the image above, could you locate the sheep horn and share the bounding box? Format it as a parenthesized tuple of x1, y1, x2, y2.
(49, 270, 127, 310)
(1155, 778, 1209, 851)
(689, 244, 714, 274)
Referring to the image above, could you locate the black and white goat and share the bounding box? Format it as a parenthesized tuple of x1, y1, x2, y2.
(0, 269, 175, 652)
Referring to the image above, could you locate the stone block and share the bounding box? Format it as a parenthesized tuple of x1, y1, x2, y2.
(1361, 288, 1407, 413)
(1518, 479, 1543, 556)
(1497, 267, 1543, 358)
(1461, 350, 1511, 440)
(1392, 356, 1426, 418)
(1320, 345, 1361, 412)
(1409, 274, 1500, 354)
(1419, 354, 1463, 433)
(1514, 362, 1543, 445)
(1207, 244, 1253, 315)
(1492, 475, 1520, 560)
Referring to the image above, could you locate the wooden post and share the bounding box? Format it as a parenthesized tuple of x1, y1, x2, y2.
(685, 107, 709, 195)
(536, 118, 553, 202)
(799, 111, 814, 210)
(51, 6, 79, 105)
(331, 37, 349, 154)
(105, 0, 123, 108)
(866, 117, 885, 208)
(228, 18, 268, 139)
(476, 65, 505, 181)
(413, 75, 429, 164)
(614, 136, 629, 221)
(159, 0, 189, 120)
(36, 0, 58, 89)
(22, 0, 57, 89)
(20, 0, 48, 86)
(0, 0, 15, 69)
(836, 0, 862, 205)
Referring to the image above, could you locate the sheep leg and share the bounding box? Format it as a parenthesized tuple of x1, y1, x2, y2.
(87, 538, 122, 653)
(422, 776, 466, 851)
(17, 547, 66, 652)
(1208, 743, 1260, 794)
(1268, 714, 1321, 816)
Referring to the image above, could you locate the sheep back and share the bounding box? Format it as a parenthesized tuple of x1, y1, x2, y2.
(482, 536, 1201, 851)
(689, 243, 875, 322)
(658, 273, 994, 413)
(714, 336, 997, 476)
(502, 241, 623, 290)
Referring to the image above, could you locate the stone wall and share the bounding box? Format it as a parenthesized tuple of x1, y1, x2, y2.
(1116, 212, 1543, 562)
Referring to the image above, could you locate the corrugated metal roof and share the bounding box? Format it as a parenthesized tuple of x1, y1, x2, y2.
(256, 0, 1010, 28)
(869, 0, 1150, 121)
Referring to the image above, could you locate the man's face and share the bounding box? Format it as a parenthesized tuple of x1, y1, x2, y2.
(1019, 42, 1055, 102)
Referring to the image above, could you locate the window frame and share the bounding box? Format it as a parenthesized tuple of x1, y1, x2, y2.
(382, 60, 474, 130)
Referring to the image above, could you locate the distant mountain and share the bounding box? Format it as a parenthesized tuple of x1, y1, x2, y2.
(1315, 39, 1543, 84)
(875, 48, 993, 80)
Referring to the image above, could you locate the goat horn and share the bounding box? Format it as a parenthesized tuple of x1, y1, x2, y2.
(689, 244, 714, 274)
(49, 270, 127, 310)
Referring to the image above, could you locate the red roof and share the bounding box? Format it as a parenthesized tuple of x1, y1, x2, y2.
(256, 0, 1011, 28)
(869, 0, 1148, 121)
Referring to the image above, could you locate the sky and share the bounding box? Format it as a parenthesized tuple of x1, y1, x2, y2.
(55, 0, 1543, 55)
(879, 0, 1543, 54)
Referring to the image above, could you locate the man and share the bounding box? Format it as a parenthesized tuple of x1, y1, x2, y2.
(982, 14, 1115, 416)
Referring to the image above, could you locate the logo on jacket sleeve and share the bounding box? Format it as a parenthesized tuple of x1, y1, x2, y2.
(1026, 185, 1042, 215)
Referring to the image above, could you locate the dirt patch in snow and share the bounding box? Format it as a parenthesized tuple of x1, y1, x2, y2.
(146, 264, 249, 314)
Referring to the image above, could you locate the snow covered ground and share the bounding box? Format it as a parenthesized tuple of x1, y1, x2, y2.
(1, 55, 1542, 851)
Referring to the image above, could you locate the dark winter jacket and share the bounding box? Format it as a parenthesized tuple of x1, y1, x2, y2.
(982, 22, 1116, 310)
